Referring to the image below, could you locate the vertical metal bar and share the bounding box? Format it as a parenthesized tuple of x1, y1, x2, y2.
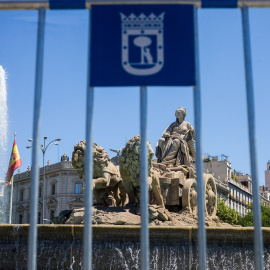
(42, 146, 45, 224)
(27, 6, 46, 270)
(193, 6, 207, 270)
(84, 8, 94, 270)
(140, 85, 149, 270)
(140, 86, 149, 270)
(242, 6, 263, 270)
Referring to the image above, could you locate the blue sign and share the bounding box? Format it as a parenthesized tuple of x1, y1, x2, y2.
(90, 5, 195, 87)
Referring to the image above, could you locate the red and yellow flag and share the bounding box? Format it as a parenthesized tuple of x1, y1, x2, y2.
(5, 138, 22, 186)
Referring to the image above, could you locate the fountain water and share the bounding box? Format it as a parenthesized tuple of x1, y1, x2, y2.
(0, 225, 270, 269)
(0, 66, 8, 223)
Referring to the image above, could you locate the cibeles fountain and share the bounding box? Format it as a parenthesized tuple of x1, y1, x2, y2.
(2, 107, 270, 269)
(69, 106, 219, 226)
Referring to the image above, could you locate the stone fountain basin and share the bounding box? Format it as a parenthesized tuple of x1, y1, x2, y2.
(1, 225, 270, 269)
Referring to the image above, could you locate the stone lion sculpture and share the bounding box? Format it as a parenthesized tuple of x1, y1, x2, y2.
(72, 140, 127, 207)
(119, 135, 164, 207)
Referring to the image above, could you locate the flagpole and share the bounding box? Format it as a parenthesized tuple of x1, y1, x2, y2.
(8, 175, 14, 224)
(8, 133, 16, 224)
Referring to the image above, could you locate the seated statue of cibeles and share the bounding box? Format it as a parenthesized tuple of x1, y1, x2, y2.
(156, 107, 196, 171)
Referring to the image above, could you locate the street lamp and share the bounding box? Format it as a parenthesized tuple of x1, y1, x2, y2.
(27, 136, 61, 224)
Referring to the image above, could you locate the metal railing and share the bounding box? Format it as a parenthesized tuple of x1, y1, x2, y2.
(2, 0, 270, 9)
(0, 1, 266, 270)
(27, 6, 45, 269)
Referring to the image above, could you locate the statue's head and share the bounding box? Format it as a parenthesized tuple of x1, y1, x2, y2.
(72, 140, 86, 180)
(175, 107, 186, 121)
(72, 140, 110, 181)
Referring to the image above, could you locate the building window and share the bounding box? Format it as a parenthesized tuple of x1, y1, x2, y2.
(38, 212, 41, 224)
(51, 183, 56, 195)
(19, 214, 23, 224)
(20, 189, 24, 201)
(39, 185, 42, 198)
(75, 183, 82, 194)
(50, 210, 55, 222)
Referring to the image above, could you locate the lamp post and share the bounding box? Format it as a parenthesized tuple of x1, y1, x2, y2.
(27, 136, 61, 224)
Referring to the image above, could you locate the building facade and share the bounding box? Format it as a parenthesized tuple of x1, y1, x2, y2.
(203, 157, 231, 205)
(204, 156, 232, 183)
(11, 154, 83, 224)
(260, 162, 270, 207)
(203, 157, 258, 216)
(265, 161, 270, 190)
(259, 186, 270, 207)
(214, 177, 230, 204)
(228, 177, 252, 217)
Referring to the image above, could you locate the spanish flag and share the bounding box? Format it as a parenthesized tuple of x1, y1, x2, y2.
(5, 138, 22, 186)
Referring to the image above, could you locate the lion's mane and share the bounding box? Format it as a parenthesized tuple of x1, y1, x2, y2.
(119, 135, 154, 187)
(72, 140, 111, 180)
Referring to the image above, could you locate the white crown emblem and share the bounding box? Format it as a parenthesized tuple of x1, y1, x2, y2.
(120, 12, 165, 30)
(120, 12, 165, 76)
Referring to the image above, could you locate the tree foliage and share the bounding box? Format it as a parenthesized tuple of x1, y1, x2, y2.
(217, 196, 270, 227)
(239, 204, 270, 227)
(261, 205, 270, 227)
(238, 207, 253, 227)
(216, 196, 240, 225)
(231, 174, 239, 182)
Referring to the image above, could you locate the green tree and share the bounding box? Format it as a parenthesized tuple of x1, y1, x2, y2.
(261, 205, 270, 226)
(216, 196, 240, 225)
(216, 196, 270, 227)
(239, 204, 270, 227)
(238, 206, 253, 227)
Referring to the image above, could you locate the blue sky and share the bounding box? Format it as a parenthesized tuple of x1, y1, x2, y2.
(1, 7, 270, 185)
